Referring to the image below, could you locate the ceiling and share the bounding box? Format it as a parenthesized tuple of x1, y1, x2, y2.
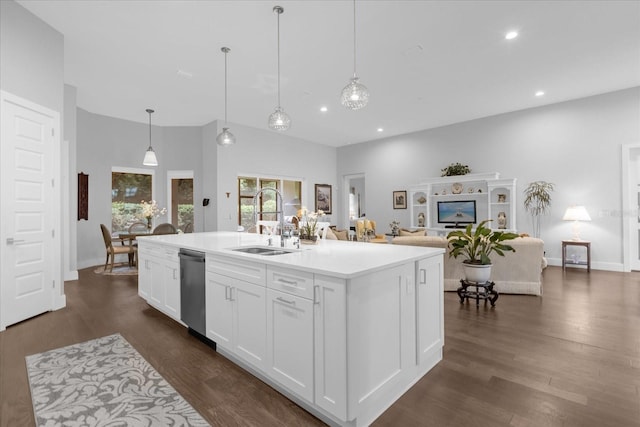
(16, 0, 640, 147)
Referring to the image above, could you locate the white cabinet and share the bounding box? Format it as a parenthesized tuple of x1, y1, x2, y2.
(314, 275, 347, 420)
(206, 262, 266, 371)
(415, 256, 444, 365)
(137, 242, 180, 322)
(266, 288, 314, 402)
(409, 172, 517, 233)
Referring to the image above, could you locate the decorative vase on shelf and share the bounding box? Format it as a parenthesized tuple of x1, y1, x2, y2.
(497, 212, 507, 229)
(146, 216, 152, 231)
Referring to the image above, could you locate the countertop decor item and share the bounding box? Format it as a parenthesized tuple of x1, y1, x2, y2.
(140, 200, 167, 230)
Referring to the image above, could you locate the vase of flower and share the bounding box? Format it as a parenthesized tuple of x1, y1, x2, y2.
(300, 235, 318, 244)
(140, 200, 167, 232)
(146, 216, 152, 231)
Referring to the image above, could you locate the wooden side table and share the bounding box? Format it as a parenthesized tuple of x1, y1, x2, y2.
(457, 279, 499, 307)
(562, 240, 591, 272)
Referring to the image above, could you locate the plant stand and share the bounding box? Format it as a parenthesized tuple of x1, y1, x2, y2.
(457, 279, 499, 307)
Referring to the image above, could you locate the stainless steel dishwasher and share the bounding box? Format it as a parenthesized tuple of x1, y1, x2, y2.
(179, 249, 209, 343)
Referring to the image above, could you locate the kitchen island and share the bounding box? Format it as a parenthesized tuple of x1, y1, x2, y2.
(136, 232, 444, 427)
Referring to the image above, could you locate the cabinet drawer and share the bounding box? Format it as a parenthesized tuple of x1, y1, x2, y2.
(267, 266, 314, 299)
(139, 242, 164, 258)
(207, 255, 266, 286)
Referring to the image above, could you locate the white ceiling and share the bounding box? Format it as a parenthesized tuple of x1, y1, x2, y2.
(16, 0, 640, 147)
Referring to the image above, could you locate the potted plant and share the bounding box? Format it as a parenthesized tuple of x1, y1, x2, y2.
(441, 162, 471, 177)
(523, 181, 554, 238)
(298, 208, 325, 243)
(447, 220, 519, 282)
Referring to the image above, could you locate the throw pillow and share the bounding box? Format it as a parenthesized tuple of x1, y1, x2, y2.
(399, 228, 426, 236)
(325, 227, 338, 240)
(333, 229, 349, 240)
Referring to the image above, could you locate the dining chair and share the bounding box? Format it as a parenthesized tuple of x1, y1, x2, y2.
(152, 223, 178, 235)
(128, 221, 148, 233)
(100, 224, 137, 272)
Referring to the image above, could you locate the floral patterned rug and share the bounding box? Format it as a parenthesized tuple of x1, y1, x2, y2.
(25, 334, 210, 426)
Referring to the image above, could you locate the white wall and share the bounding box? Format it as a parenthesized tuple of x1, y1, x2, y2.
(76, 109, 204, 269)
(213, 121, 337, 231)
(337, 87, 640, 270)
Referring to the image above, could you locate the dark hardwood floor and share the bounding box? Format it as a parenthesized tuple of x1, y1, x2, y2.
(1, 265, 639, 427)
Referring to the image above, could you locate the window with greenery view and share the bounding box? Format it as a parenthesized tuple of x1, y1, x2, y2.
(112, 171, 152, 232)
(238, 177, 301, 232)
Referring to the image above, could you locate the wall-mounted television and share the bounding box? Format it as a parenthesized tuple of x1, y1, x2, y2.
(437, 200, 476, 225)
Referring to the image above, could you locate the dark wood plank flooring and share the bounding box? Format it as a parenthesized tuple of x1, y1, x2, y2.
(1, 266, 639, 427)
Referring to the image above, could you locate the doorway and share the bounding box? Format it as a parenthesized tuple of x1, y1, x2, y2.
(167, 171, 194, 233)
(342, 173, 365, 230)
(622, 143, 640, 271)
(0, 91, 62, 331)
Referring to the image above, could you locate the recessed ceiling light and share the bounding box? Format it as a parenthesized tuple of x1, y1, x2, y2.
(535, 91, 545, 97)
(505, 31, 518, 40)
(320, 106, 328, 112)
(377, 128, 384, 132)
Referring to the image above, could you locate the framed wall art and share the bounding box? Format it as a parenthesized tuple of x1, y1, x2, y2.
(315, 184, 332, 214)
(393, 190, 407, 209)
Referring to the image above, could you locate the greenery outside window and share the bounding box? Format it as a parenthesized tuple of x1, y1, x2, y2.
(112, 169, 153, 232)
(238, 176, 301, 232)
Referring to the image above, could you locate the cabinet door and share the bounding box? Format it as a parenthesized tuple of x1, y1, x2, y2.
(148, 256, 164, 308)
(266, 288, 314, 402)
(138, 255, 151, 299)
(206, 272, 233, 350)
(314, 275, 347, 421)
(163, 260, 180, 321)
(416, 256, 444, 365)
(233, 280, 267, 370)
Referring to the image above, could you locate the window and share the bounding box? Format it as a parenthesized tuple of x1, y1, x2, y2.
(112, 168, 154, 233)
(238, 176, 301, 232)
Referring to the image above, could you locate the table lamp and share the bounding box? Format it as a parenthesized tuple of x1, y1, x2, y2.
(562, 206, 591, 241)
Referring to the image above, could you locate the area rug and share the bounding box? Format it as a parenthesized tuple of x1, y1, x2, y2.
(25, 333, 210, 426)
(93, 263, 138, 276)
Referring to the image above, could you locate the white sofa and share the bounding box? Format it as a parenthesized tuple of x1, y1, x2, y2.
(392, 235, 546, 296)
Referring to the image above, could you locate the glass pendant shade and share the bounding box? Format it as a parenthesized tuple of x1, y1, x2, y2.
(340, 77, 370, 110)
(268, 106, 291, 131)
(143, 147, 158, 166)
(216, 127, 236, 146)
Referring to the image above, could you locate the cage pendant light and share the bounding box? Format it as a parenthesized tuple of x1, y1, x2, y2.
(216, 47, 236, 146)
(340, 0, 369, 110)
(142, 108, 158, 166)
(268, 5, 291, 131)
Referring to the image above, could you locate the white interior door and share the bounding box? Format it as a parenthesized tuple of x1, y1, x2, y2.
(1, 91, 58, 330)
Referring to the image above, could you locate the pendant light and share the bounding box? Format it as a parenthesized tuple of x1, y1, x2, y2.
(268, 5, 291, 131)
(142, 108, 158, 166)
(340, 0, 369, 110)
(216, 47, 236, 146)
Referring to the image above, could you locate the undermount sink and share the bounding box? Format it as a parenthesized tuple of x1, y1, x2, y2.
(231, 246, 294, 256)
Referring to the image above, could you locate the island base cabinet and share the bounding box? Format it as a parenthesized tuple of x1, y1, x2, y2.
(206, 271, 266, 371)
(314, 275, 348, 421)
(416, 256, 444, 366)
(266, 288, 314, 402)
(137, 244, 180, 322)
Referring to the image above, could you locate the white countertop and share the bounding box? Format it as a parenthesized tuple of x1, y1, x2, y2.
(137, 232, 444, 279)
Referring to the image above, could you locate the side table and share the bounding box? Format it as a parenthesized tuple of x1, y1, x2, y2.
(457, 279, 499, 307)
(562, 240, 591, 272)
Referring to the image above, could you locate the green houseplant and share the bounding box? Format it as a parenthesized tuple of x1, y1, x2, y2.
(523, 181, 554, 238)
(447, 220, 519, 282)
(441, 162, 471, 177)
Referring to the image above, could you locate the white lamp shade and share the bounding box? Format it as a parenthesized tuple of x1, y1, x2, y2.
(562, 206, 591, 221)
(216, 128, 236, 146)
(143, 147, 158, 166)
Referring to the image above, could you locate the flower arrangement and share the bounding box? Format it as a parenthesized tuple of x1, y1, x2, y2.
(447, 219, 519, 265)
(298, 207, 325, 240)
(140, 200, 167, 220)
(441, 162, 471, 177)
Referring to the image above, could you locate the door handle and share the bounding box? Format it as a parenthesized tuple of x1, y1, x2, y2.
(6, 237, 25, 245)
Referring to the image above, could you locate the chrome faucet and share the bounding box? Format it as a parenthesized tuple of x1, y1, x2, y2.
(252, 188, 287, 247)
